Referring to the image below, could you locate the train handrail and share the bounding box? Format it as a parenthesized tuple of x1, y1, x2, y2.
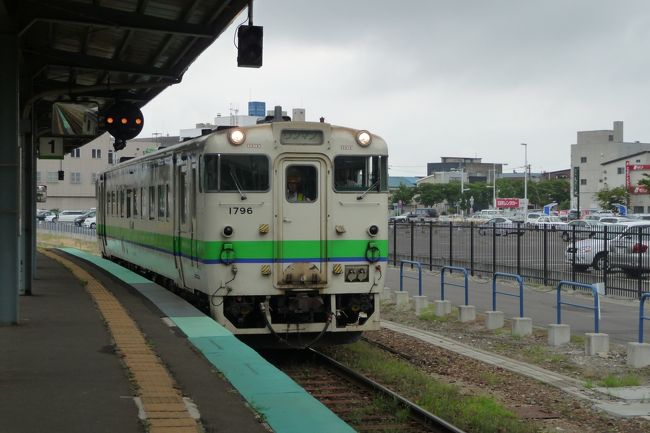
(492, 272, 525, 317)
(639, 293, 650, 343)
(440, 266, 469, 305)
(399, 260, 423, 296)
(556, 280, 600, 334)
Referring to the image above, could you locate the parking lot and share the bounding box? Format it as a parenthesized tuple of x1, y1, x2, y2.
(388, 221, 650, 299)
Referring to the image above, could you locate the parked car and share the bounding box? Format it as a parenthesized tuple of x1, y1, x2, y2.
(55, 210, 87, 223)
(560, 220, 603, 242)
(83, 216, 97, 229)
(565, 222, 648, 271)
(525, 212, 543, 226)
(477, 217, 523, 236)
(598, 216, 634, 225)
(37, 210, 56, 221)
(74, 210, 95, 226)
(413, 208, 439, 222)
(389, 212, 417, 222)
(531, 216, 568, 231)
(608, 224, 650, 277)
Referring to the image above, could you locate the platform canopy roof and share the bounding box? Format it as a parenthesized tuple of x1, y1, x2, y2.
(1, 0, 248, 151)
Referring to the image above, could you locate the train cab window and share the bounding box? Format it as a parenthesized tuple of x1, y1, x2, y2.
(204, 154, 269, 192)
(286, 165, 316, 202)
(334, 155, 388, 192)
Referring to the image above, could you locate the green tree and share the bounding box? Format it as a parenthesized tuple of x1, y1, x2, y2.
(638, 173, 650, 193)
(416, 183, 447, 207)
(594, 186, 629, 211)
(391, 184, 416, 205)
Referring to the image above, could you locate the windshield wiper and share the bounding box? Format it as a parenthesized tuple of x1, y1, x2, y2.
(229, 169, 247, 200)
(356, 179, 380, 200)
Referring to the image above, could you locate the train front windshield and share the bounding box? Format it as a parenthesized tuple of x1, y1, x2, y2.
(333, 155, 388, 192)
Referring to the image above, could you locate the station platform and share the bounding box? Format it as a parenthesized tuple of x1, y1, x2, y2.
(0, 249, 354, 433)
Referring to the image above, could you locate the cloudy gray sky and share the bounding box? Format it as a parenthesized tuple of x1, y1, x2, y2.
(140, 0, 650, 177)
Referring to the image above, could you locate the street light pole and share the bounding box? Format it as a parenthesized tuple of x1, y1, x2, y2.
(521, 143, 528, 209)
(491, 163, 507, 209)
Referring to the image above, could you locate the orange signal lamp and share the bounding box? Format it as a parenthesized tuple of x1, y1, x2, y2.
(120, 118, 128, 124)
(106, 117, 114, 124)
(135, 118, 142, 125)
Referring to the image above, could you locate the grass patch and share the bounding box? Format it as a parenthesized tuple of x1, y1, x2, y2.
(37, 233, 100, 256)
(418, 307, 455, 323)
(598, 374, 641, 388)
(328, 341, 538, 433)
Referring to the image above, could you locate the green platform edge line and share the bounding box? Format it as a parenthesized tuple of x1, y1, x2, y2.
(57, 248, 355, 433)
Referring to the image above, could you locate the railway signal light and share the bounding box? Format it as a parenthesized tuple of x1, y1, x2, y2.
(103, 102, 144, 151)
(237, 25, 263, 68)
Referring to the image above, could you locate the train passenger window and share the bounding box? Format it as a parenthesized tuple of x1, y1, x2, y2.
(204, 154, 269, 192)
(120, 190, 124, 218)
(286, 165, 316, 202)
(158, 185, 165, 219)
(133, 189, 138, 218)
(149, 186, 155, 220)
(126, 190, 132, 218)
(334, 155, 388, 192)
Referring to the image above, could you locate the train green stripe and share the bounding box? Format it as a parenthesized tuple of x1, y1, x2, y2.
(99, 224, 388, 259)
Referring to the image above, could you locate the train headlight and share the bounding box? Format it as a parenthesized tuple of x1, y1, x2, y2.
(223, 225, 234, 237)
(367, 225, 379, 237)
(228, 129, 246, 145)
(355, 130, 372, 147)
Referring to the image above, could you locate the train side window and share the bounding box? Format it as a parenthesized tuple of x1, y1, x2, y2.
(120, 190, 124, 218)
(126, 189, 132, 218)
(158, 185, 165, 219)
(149, 186, 155, 220)
(166, 184, 170, 220)
(133, 189, 138, 218)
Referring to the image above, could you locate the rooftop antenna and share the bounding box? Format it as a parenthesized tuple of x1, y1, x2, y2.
(230, 103, 239, 126)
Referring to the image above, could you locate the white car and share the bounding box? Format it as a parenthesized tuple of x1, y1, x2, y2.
(531, 216, 568, 231)
(565, 222, 649, 270)
(83, 216, 97, 229)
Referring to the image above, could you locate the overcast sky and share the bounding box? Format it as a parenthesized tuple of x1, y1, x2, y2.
(140, 0, 650, 177)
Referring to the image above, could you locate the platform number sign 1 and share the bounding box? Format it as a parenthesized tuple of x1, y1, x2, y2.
(38, 137, 64, 159)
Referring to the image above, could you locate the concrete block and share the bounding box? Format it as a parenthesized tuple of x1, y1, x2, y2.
(394, 291, 410, 309)
(434, 300, 451, 317)
(585, 333, 609, 356)
(413, 296, 428, 316)
(458, 305, 476, 322)
(547, 324, 571, 346)
(381, 287, 393, 301)
(512, 317, 532, 337)
(627, 342, 650, 368)
(485, 311, 504, 330)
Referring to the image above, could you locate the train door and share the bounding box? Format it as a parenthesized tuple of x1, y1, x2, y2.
(276, 158, 328, 286)
(174, 161, 192, 286)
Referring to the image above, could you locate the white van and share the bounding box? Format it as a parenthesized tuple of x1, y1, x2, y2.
(55, 210, 87, 223)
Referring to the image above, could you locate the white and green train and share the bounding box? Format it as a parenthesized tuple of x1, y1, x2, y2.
(97, 115, 388, 347)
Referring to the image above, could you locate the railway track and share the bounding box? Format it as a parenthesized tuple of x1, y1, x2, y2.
(265, 349, 465, 433)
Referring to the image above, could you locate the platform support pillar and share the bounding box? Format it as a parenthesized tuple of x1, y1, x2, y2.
(0, 32, 20, 325)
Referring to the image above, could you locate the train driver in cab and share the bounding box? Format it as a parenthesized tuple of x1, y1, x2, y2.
(286, 174, 310, 202)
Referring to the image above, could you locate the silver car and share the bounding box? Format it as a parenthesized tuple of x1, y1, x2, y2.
(608, 224, 650, 277)
(564, 224, 633, 270)
(477, 217, 523, 237)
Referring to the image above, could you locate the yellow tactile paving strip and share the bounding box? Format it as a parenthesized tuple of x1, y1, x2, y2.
(42, 250, 200, 433)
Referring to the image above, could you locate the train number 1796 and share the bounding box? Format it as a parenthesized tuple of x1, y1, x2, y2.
(229, 207, 253, 215)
